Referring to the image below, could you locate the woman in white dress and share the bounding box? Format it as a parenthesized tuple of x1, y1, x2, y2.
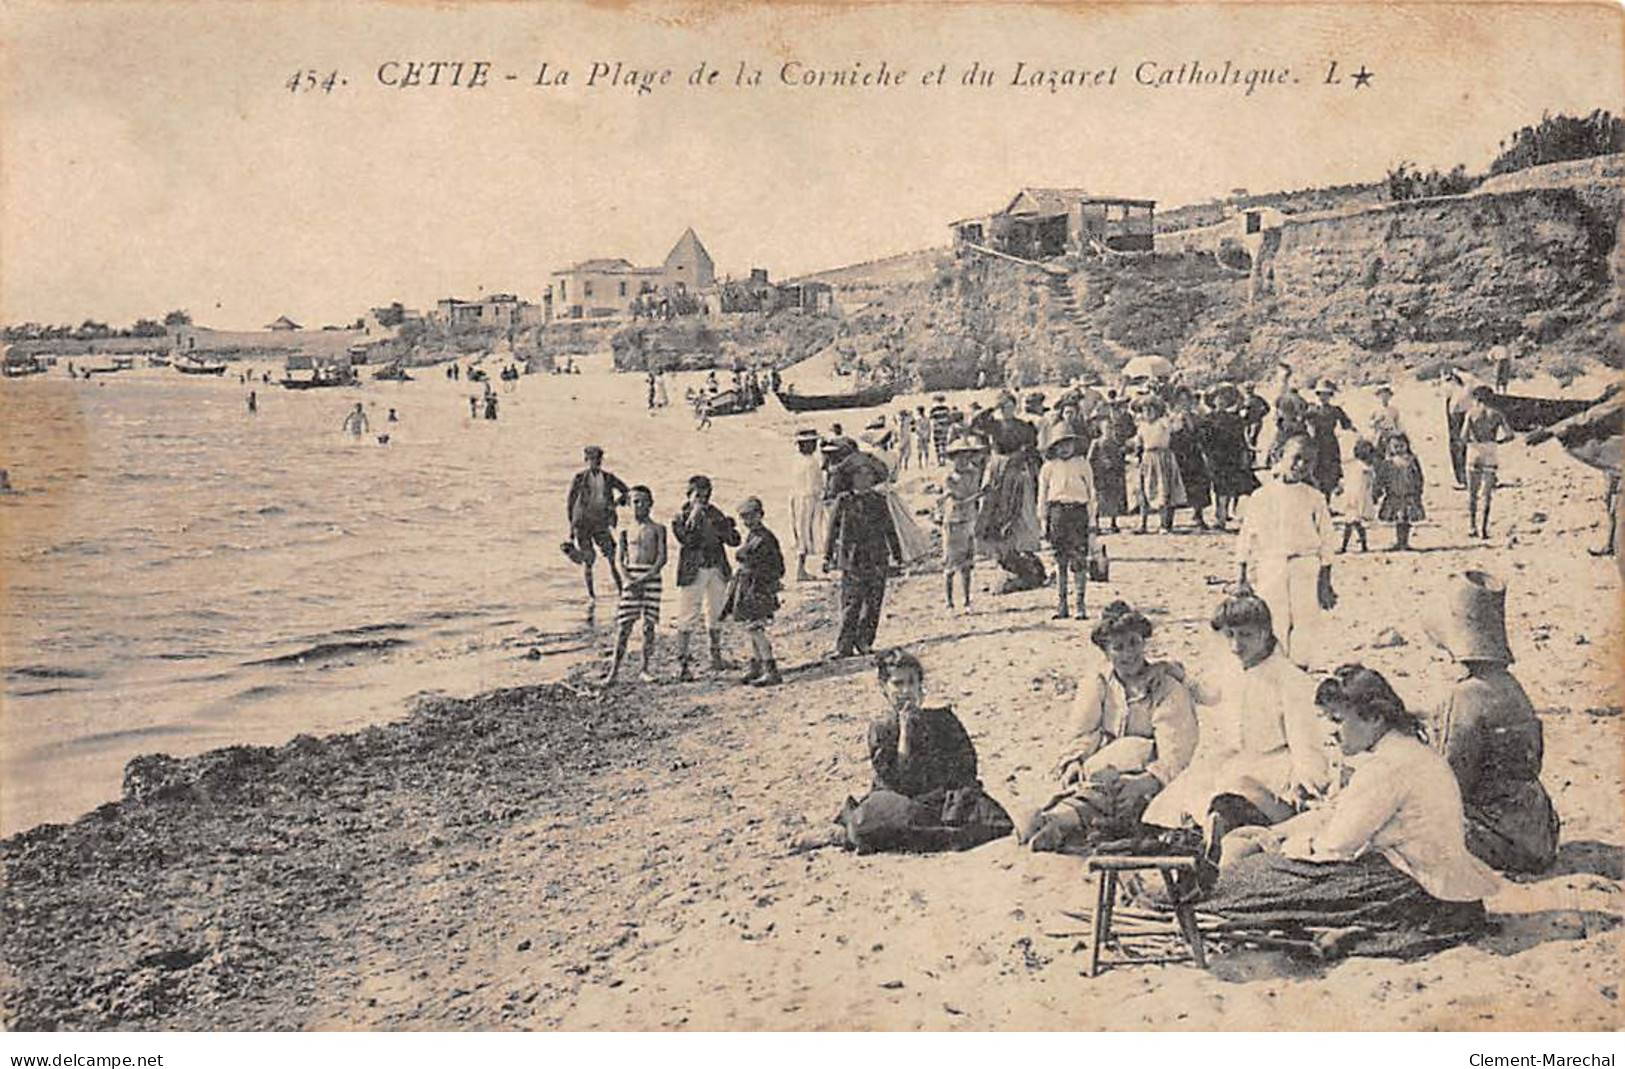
(1143, 593, 1333, 852)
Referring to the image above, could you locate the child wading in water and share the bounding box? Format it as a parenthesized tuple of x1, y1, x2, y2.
(939, 432, 986, 612)
(1378, 433, 1426, 551)
(1038, 426, 1096, 619)
(725, 497, 786, 687)
(602, 486, 668, 685)
(1337, 438, 1379, 553)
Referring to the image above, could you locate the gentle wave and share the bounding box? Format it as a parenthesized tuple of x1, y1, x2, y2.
(244, 636, 410, 667)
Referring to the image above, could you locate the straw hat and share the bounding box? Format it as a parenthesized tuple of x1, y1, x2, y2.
(794, 428, 820, 444)
(1313, 378, 1337, 397)
(943, 431, 988, 457)
(1373, 382, 1394, 398)
(1040, 422, 1086, 458)
(1425, 570, 1514, 664)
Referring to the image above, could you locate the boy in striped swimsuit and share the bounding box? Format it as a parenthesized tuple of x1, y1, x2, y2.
(603, 486, 668, 685)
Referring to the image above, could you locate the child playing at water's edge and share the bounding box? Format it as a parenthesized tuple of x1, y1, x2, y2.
(602, 486, 667, 686)
(725, 497, 787, 687)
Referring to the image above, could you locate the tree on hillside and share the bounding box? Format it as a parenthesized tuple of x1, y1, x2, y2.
(75, 320, 111, 340)
(1489, 109, 1624, 176)
(1383, 161, 1477, 201)
(130, 318, 167, 337)
(375, 302, 406, 327)
(162, 309, 192, 328)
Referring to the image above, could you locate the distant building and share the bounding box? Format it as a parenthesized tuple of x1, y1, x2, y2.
(266, 315, 302, 331)
(548, 229, 717, 320)
(951, 188, 1157, 258)
(431, 294, 538, 329)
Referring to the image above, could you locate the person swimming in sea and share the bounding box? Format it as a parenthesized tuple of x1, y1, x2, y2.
(342, 403, 369, 438)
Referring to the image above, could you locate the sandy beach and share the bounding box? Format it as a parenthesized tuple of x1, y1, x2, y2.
(3, 375, 1621, 1031)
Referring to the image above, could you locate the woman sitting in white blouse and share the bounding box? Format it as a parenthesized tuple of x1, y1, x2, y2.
(1018, 602, 1198, 852)
(1202, 664, 1504, 959)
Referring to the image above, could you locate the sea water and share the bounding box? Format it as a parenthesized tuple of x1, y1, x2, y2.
(0, 357, 835, 833)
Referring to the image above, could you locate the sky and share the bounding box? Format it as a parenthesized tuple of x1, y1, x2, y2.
(3, 1, 1622, 330)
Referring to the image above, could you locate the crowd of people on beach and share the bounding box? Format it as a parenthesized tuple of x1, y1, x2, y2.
(555, 356, 1581, 963)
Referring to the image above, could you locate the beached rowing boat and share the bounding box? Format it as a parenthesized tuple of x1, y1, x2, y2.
(1488, 387, 1616, 432)
(775, 382, 896, 413)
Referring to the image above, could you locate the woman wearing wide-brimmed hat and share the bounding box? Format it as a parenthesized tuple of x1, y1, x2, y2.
(1203, 664, 1502, 960)
(1425, 571, 1559, 873)
(1019, 602, 1198, 853)
(1304, 378, 1355, 500)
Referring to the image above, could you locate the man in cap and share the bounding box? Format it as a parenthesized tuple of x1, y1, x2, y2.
(564, 445, 630, 600)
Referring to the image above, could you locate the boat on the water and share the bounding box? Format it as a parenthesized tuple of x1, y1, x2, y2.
(2, 353, 47, 378)
(281, 353, 358, 389)
(775, 382, 896, 413)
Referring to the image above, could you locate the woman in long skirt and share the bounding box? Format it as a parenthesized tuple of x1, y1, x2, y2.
(1203, 665, 1502, 960)
(1133, 399, 1186, 533)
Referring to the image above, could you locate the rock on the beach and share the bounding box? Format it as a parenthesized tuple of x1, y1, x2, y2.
(1371, 628, 1407, 649)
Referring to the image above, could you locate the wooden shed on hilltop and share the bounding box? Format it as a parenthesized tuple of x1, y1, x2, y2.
(952, 188, 1157, 259)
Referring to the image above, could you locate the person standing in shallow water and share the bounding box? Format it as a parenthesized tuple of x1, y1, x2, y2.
(341, 402, 368, 439)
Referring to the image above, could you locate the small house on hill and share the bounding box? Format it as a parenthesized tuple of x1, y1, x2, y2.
(266, 315, 302, 331)
(952, 188, 1157, 259)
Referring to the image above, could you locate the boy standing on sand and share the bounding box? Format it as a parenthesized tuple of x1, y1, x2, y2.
(602, 486, 667, 686)
(564, 446, 630, 600)
(672, 475, 741, 681)
(824, 458, 903, 658)
(1037, 426, 1096, 620)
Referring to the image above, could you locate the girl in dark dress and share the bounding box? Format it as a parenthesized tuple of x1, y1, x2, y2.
(1199, 385, 1259, 530)
(1305, 380, 1355, 500)
(1169, 391, 1213, 530)
(830, 651, 1014, 854)
(1088, 415, 1130, 533)
(723, 497, 787, 686)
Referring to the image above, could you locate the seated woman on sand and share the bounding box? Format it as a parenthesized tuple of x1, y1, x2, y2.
(799, 650, 1014, 855)
(1142, 593, 1332, 859)
(1203, 664, 1503, 960)
(1426, 570, 1559, 874)
(1018, 602, 1198, 853)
